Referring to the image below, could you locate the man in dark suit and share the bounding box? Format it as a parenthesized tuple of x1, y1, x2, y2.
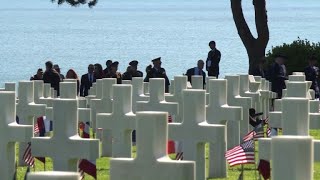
(80, 64, 96, 97)
(304, 55, 319, 99)
(144, 57, 170, 93)
(206, 41, 221, 78)
(43, 61, 61, 96)
(186, 60, 206, 87)
(266, 54, 287, 99)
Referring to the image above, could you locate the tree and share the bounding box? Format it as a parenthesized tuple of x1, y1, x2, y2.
(266, 38, 320, 75)
(51, 0, 97, 7)
(231, 0, 269, 75)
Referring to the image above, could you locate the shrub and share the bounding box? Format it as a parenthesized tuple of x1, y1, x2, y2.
(266, 38, 320, 75)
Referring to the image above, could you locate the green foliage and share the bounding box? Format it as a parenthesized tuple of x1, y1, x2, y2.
(51, 0, 97, 7)
(266, 38, 320, 75)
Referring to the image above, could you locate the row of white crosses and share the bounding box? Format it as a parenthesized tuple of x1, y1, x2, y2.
(0, 74, 275, 179)
(75, 77, 223, 179)
(16, 81, 47, 166)
(259, 74, 320, 180)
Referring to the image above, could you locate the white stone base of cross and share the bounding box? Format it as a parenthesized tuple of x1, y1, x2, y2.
(27, 171, 80, 180)
(110, 111, 195, 180)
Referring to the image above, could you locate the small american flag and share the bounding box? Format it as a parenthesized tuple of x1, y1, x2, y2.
(23, 142, 35, 167)
(264, 117, 272, 137)
(34, 123, 39, 135)
(225, 140, 255, 167)
(266, 127, 272, 137)
(242, 126, 264, 142)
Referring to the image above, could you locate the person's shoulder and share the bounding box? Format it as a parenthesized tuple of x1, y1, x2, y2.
(186, 67, 194, 72)
(160, 67, 167, 72)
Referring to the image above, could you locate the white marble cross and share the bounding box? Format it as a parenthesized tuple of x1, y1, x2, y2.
(191, 75, 203, 89)
(7, 82, 16, 91)
(169, 89, 226, 179)
(31, 97, 100, 171)
(143, 81, 149, 94)
(136, 78, 178, 116)
(33, 80, 44, 104)
(90, 79, 115, 156)
(59, 81, 87, 108)
(60, 81, 91, 126)
(43, 83, 52, 97)
(206, 79, 243, 178)
(131, 77, 149, 113)
(169, 79, 174, 94)
(256, 78, 273, 119)
(259, 78, 320, 163)
(269, 77, 317, 130)
(97, 84, 135, 157)
(16, 81, 47, 165)
(110, 111, 195, 180)
(27, 171, 81, 180)
(225, 75, 252, 138)
(165, 76, 188, 123)
(88, 83, 97, 96)
(122, 80, 131, 84)
(271, 136, 314, 180)
(239, 75, 261, 111)
(17, 81, 47, 125)
(0, 91, 33, 179)
(206, 79, 242, 148)
(205, 76, 216, 92)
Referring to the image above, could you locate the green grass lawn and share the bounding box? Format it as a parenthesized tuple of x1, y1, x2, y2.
(16, 130, 320, 180)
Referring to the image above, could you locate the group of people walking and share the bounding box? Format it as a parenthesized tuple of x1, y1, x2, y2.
(29, 40, 319, 100)
(251, 54, 320, 99)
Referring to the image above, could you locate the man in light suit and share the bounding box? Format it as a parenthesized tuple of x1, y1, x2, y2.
(80, 64, 96, 97)
(186, 60, 206, 87)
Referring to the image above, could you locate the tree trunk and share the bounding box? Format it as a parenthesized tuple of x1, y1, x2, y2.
(231, 0, 269, 75)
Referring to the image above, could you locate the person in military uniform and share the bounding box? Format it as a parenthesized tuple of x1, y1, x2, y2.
(122, 60, 143, 80)
(206, 41, 221, 78)
(144, 57, 170, 92)
(266, 54, 288, 99)
(106, 61, 122, 84)
(129, 60, 143, 77)
(305, 55, 320, 99)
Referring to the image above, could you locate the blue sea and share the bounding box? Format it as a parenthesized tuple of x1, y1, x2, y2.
(1, 0, 320, 87)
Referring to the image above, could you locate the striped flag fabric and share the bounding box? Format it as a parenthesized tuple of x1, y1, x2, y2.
(242, 126, 264, 142)
(225, 140, 255, 167)
(34, 122, 39, 135)
(266, 127, 272, 137)
(253, 126, 264, 139)
(22, 142, 35, 167)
